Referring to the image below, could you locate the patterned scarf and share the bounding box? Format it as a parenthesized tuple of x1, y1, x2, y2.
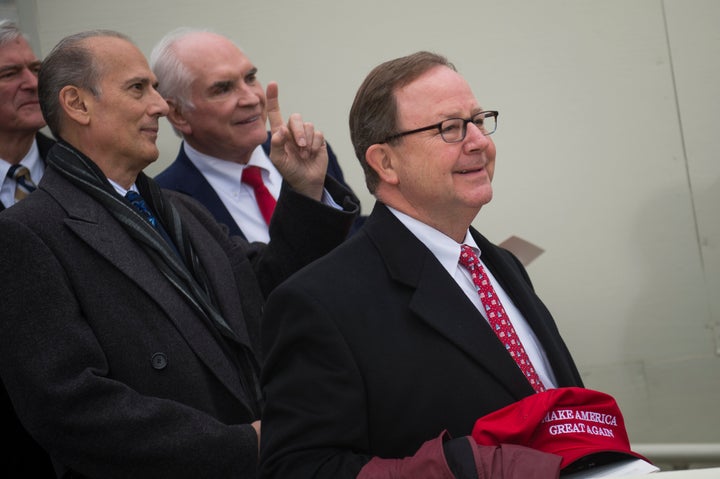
(47, 141, 262, 414)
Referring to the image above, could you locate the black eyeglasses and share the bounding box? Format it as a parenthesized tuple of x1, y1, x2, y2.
(381, 110, 499, 144)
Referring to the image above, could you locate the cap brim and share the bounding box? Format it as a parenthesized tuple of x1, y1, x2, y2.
(559, 449, 653, 472)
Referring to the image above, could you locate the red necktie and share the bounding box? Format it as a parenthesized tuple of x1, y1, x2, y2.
(459, 244, 546, 393)
(241, 165, 277, 225)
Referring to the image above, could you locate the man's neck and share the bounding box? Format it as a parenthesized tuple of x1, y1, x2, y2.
(376, 191, 476, 244)
(0, 131, 36, 164)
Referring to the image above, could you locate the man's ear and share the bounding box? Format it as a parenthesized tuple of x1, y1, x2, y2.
(366, 143, 399, 186)
(58, 85, 90, 126)
(166, 99, 192, 135)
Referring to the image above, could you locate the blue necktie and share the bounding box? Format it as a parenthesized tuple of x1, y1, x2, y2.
(125, 190, 183, 257)
(125, 190, 158, 228)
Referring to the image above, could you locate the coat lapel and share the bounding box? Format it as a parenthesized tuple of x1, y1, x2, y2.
(43, 171, 252, 406)
(366, 204, 535, 398)
(172, 147, 245, 238)
(473, 232, 581, 386)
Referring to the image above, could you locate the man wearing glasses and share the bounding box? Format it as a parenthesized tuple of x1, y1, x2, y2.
(259, 51, 583, 478)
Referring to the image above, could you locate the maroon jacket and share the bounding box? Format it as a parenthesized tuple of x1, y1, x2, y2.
(357, 431, 561, 479)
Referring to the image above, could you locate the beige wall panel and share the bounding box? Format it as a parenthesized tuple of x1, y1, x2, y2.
(25, 0, 719, 444)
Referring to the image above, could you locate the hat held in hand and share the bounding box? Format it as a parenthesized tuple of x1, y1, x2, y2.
(471, 387, 653, 472)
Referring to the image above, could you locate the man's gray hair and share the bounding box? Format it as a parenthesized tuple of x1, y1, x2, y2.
(0, 19, 25, 46)
(38, 29, 131, 139)
(150, 27, 213, 112)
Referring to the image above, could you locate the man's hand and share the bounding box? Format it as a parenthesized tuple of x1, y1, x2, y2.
(252, 420, 261, 456)
(266, 81, 327, 201)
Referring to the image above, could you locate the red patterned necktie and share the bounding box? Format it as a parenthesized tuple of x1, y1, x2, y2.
(459, 244, 546, 393)
(241, 165, 276, 225)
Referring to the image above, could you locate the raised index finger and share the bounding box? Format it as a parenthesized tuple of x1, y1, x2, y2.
(266, 81, 283, 134)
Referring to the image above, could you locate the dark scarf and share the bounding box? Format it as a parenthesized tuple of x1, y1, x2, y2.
(47, 141, 262, 414)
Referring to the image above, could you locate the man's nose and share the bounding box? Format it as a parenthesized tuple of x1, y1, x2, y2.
(464, 121, 492, 151)
(149, 88, 170, 116)
(236, 84, 261, 107)
(20, 67, 39, 89)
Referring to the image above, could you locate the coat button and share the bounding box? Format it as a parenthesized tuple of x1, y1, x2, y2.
(151, 352, 168, 370)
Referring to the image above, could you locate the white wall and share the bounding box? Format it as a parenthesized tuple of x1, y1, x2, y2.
(19, 0, 720, 444)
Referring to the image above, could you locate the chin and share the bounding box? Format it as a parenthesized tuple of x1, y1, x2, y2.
(472, 186, 493, 205)
(252, 126, 269, 142)
(21, 116, 46, 131)
(140, 148, 160, 165)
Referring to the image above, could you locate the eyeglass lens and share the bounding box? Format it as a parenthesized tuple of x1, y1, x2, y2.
(441, 113, 496, 142)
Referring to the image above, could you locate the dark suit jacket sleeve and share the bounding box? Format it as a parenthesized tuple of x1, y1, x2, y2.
(259, 279, 374, 479)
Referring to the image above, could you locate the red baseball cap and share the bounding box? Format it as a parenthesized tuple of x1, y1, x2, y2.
(471, 387, 652, 472)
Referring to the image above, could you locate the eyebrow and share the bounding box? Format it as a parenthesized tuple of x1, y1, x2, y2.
(428, 107, 484, 121)
(450, 108, 485, 118)
(0, 61, 41, 74)
(123, 76, 154, 88)
(210, 78, 235, 88)
(204, 78, 235, 96)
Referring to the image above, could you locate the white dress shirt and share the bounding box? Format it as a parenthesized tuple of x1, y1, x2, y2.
(182, 142, 340, 243)
(183, 142, 280, 243)
(387, 206, 558, 389)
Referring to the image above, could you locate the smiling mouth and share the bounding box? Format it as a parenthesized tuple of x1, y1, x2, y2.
(235, 115, 261, 125)
(457, 167, 484, 174)
(18, 101, 40, 109)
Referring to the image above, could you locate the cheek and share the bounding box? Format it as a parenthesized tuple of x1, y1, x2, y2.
(207, 102, 235, 120)
(485, 145, 497, 181)
(193, 96, 231, 117)
(189, 106, 229, 134)
(0, 87, 17, 106)
(253, 82, 266, 99)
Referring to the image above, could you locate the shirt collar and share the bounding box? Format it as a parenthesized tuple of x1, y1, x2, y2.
(182, 141, 281, 194)
(386, 206, 480, 276)
(1, 138, 42, 182)
(183, 141, 272, 175)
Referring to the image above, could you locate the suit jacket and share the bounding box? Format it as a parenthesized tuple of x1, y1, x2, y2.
(154, 134, 365, 239)
(1, 130, 55, 477)
(259, 202, 583, 479)
(0, 146, 358, 478)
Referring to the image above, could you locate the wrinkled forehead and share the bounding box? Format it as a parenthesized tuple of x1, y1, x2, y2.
(0, 36, 37, 64)
(177, 32, 251, 73)
(87, 35, 141, 61)
(395, 66, 479, 122)
(88, 36, 155, 82)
